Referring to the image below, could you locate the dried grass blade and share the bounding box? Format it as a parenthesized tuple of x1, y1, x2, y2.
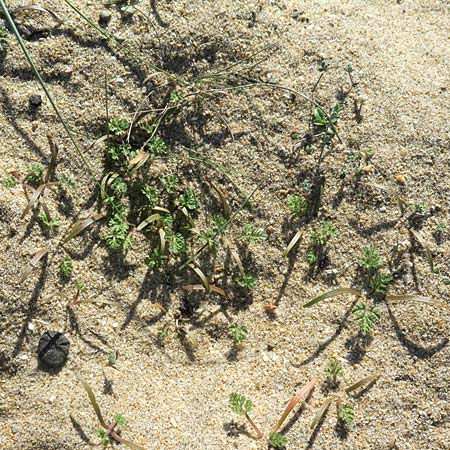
(63, 212, 105, 243)
(100, 172, 120, 201)
(410, 229, 434, 271)
(159, 228, 166, 254)
(346, 372, 380, 394)
(77, 374, 107, 428)
(387, 294, 446, 309)
(366, 182, 408, 213)
(136, 214, 161, 231)
(19, 248, 48, 284)
(310, 397, 333, 429)
(44, 135, 59, 183)
(284, 230, 302, 256)
(129, 148, 150, 172)
(188, 264, 210, 293)
(21, 183, 46, 219)
(273, 377, 318, 433)
(110, 432, 146, 450)
(210, 182, 231, 219)
(10, 5, 63, 26)
(303, 287, 361, 308)
(153, 206, 171, 214)
(229, 248, 244, 274)
(181, 284, 228, 298)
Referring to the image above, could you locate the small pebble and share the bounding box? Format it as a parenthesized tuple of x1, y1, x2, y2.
(395, 174, 406, 184)
(29, 95, 42, 107)
(99, 10, 112, 26)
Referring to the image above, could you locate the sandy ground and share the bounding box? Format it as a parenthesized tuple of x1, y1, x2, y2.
(0, 1, 449, 449)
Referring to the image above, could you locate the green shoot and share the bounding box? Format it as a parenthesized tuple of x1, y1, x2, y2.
(2, 175, 16, 188)
(229, 323, 248, 345)
(108, 118, 129, 135)
(58, 173, 76, 190)
(59, 257, 73, 280)
(325, 359, 343, 385)
(104, 214, 132, 250)
(161, 175, 179, 194)
(358, 247, 384, 270)
(241, 224, 267, 244)
(352, 303, 380, 335)
(144, 247, 167, 268)
(229, 393, 263, 440)
(310, 220, 337, 246)
(269, 432, 287, 448)
(146, 134, 167, 155)
(306, 251, 318, 265)
(142, 185, 160, 207)
(235, 273, 256, 290)
(338, 403, 354, 425)
(96, 428, 110, 445)
(166, 232, 186, 255)
(39, 211, 61, 232)
(26, 163, 44, 186)
(287, 194, 307, 217)
(369, 272, 393, 293)
(179, 189, 199, 210)
(114, 414, 126, 426)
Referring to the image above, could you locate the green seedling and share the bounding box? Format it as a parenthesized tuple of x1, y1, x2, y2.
(161, 175, 179, 194)
(235, 273, 256, 290)
(410, 202, 429, 218)
(179, 189, 199, 210)
(358, 247, 384, 271)
(39, 211, 61, 232)
(2, 175, 16, 188)
(268, 432, 287, 449)
(78, 375, 145, 449)
(310, 220, 337, 246)
(325, 359, 344, 385)
(108, 118, 129, 135)
(146, 134, 167, 155)
(107, 351, 118, 367)
(144, 247, 167, 268)
(59, 256, 73, 280)
(26, 163, 44, 186)
(306, 250, 318, 265)
(229, 393, 263, 439)
(166, 231, 186, 255)
(141, 185, 160, 207)
(241, 224, 267, 244)
(338, 403, 354, 425)
(57, 173, 76, 190)
(352, 303, 380, 335)
(103, 214, 132, 250)
(287, 194, 307, 217)
(369, 272, 393, 293)
(229, 323, 248, 345)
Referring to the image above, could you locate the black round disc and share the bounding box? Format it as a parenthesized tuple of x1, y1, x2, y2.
(38, 331, 70, 369)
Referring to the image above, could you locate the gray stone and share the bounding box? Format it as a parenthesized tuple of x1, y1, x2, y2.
(38, 331, 70, 369)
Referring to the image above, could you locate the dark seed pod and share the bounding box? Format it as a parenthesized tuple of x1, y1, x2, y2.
(38, 331, 70, 369)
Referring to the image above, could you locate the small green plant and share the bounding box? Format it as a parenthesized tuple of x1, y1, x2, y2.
(369, 272, 393, 293)
(306, 251, 318, 265)
(338, 403, 354, 425)
(241, 224, 267, 244)
(229, 323, 248, 345)
(352, 303, 380, 335)
(1, 175, 16, 188)
(147, 134, 167, 155)
(39, 211, 61, 232)
(58, 173, 76, 190)
(114, 414, 126, 426)
(59, 257, 73, 280)
(287, 194, 307, 217)
(269, 432, 287, 448)
(235, 273, 256, 290)
(141, 185, 160, 207)
(103, 214, 132, 250)
(325, 359, 344, 385)
(108, 118, 129, 135)
(411, 202, 429, 217)
(229, 393, 263, 439)
(358, 247, 384, 271)
(435, 222, 447, 234)
(310, 220, 337, 246)
(166, 231, 186, 255)
(96, 428, 110, 446)
(161, 175, 179, 194)
(26, 163, 44, 186)
(144, 247, 166, 268)
(179, 189, 199, 210)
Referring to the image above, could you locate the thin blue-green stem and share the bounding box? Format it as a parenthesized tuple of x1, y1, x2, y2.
(0, 1, 94, 180)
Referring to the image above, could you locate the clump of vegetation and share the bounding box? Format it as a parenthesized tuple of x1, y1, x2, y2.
(229, 393, 263, 439)
(229, 322, 248, 345)
(338, 403, 354, 425)
(235, 272, 256, 290)
(352, 303, 381, 336)
(26, 163, 44, 186)
(241, 224, 267, 244)
(325, 359, 344, 385)
(269, 432, 287, 449)
(39, 211, 61, 233)
(58, 256, 73, 280)
(287, 194, 307, 217)
(358, 246, 384, 271)
(1, 175, 16, 188)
